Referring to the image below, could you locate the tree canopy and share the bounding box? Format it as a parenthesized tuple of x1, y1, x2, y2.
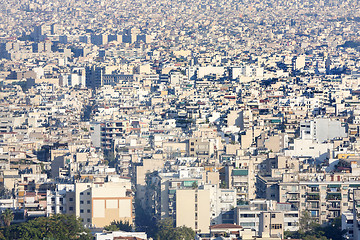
(1, 209, 14, 227)
(0, 214, 92, 240)
(104, 220, 132, 232)
(286, 212, 346, 240)
(155, 218, 195, 240)
(135, 200, 195, 240)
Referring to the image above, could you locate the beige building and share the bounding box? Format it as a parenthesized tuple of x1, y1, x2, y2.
(135, 157, 164, 207)
(75, 179, 133, 227)
(176, 188, 210, 233)
(188, 138, 215, 159)
(225, 161, 256, 201)
(259, 212, 284, 239)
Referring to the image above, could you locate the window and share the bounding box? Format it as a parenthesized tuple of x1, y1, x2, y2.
(87, 192, 90, 195)
(69, 198, 73, 202)
(271, 214, 276, 218)
(87, 218, 90, 223)
(241, 222, 256, 227)
(271, 224, 282, 229)
(87, 209, 90, 213)
(87, 200, 90, 204)
(240, 214, 255, 218)
(80, 192, 84, 195)
(69, 207, 73, 211)
(310, 210, 319, 217)
(80, 201, 84, 204)
(80, 209, 84, 213)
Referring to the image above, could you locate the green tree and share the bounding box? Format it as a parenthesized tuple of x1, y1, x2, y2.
(104, 220, 132, 232)
(0, 214, 92, 240)
(176, 226, 196, 240)
(104, 224, 119, 232)
(155, 218, 195, 240)
(155, 218, 175, 240)
(1, 209, 14, 227)
(303, 235, 328, 240)
(287, 214, 346, 240)
(322, 217, 346, 240)
(299, 211, 319, 234)
(104, 150, 116, 167)
(220, 180, 227, 189)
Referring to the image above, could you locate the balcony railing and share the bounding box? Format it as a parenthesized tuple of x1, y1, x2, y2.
(307, 194, 320, 201)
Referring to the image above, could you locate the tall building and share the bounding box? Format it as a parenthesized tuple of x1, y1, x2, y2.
(86, 66, 105, 89)
(90, 34, 108, 46)
(176, 188, 210, 233)
(75, 179, 133, 228)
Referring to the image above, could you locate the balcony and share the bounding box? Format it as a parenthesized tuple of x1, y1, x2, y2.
(327, 193, 342, 201)
(310, 187, 320, 192)
(307, 193, 320, 201)
(327, 188, 341, 192)
(327, 211, 340, 219)
(288, 190, 300, 194)
(327, 185, 341, 192)
(308, 203, 319, 209)
(327, 204, 341, 210)
(288, 197, 300, 202)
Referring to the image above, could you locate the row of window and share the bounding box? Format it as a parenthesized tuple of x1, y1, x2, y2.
(271, 224, 282, 229)
(80, 209, 91, 214)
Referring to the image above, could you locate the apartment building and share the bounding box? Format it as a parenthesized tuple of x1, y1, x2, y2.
(176, 188, 210, 233)
(259, 212, 284, 239)
(236, 199, 298, 234)
(75, 179, 133, 227)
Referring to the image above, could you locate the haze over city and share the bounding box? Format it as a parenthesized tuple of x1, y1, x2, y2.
(0, 0, 360, 239)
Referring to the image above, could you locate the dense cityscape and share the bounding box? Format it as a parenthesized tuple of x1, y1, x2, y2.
(1, 0, 360, 239)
